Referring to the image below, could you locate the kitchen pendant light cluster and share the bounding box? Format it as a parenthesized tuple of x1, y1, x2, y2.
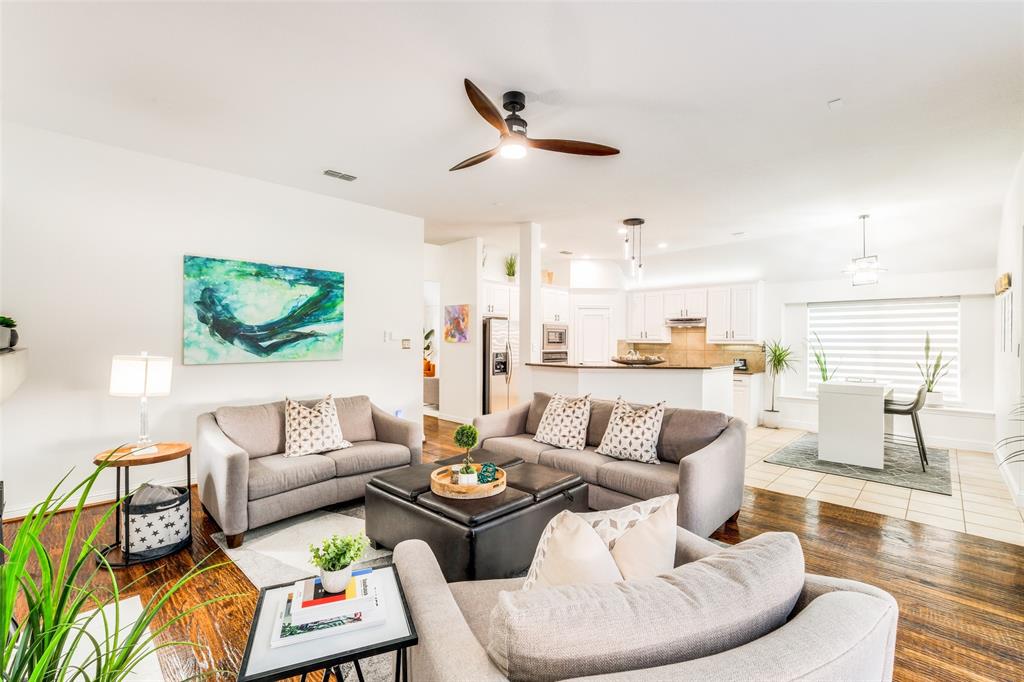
(623, 218, 645, 283)
(843, 214, 885, 286)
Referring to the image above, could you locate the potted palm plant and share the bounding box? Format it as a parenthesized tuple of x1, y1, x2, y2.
(453, 424, 479, 485)
(1, 451, 234, 681)
(810, 332, 838, 388)
(309, 533, 370, 593)
(917, 331, 952, 406)
(762, 340, 796, 428)
(504, 254, 518, 283)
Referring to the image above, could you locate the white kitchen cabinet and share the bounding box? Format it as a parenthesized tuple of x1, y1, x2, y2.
(706, 284, 759, 343)
(732, 373, 764, 427)
(662, 291, 684, 319)
(576, 308, 612, 364)
(684, 289, 708, 318)
(483, 281, 511, 317)
(627, 292, 645, 338)
(625, 292, 670, 341)
(542, 287, 570, 323)
(509, 286, 520, 322)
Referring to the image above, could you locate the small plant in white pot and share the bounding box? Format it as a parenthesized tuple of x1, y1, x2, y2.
(310, 532, 370, 593)
(453, 423, 479, 485)
(762, 339, 796, 429)
(504, 253, 518, 283)
(810, 332, 838, 390)
(917, 331, 952, 407)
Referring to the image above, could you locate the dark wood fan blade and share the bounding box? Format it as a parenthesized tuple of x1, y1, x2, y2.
(449, 147, 499, 171)
(464, 79, 509, 135)
(527, 138, 620, 156)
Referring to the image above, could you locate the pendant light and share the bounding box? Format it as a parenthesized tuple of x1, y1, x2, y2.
(843, 214, 885, 286)
(624, 218, 645, 283)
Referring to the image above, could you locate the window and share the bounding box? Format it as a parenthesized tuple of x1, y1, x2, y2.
(806, 297, 960, 400)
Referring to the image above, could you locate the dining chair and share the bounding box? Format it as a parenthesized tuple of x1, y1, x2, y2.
(883, 385, 929, 472)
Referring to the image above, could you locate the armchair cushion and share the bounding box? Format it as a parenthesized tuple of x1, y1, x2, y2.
(487, 532, 804, 682)
(324, 441, 411, 478)
(247, 453, 336, 500)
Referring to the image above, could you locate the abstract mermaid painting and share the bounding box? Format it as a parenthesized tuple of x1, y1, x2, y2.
(183, 255, 344, 364)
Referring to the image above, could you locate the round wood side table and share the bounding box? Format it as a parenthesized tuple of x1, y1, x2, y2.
(94, 441, 192, 568)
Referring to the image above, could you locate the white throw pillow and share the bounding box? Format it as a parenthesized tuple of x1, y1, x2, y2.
(523, 494, 678, 589)
(284, 395, 352, 457)
(532, 393, 591, 451)
(595, 397, 666, 463)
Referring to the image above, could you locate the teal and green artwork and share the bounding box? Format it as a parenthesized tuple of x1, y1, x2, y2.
(183, 255, 344, 365)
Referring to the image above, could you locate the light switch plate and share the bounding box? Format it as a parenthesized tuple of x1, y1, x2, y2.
(401, 338, 411, 349)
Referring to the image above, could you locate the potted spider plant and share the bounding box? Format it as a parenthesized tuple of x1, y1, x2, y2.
(916, 331, 952, 407)
(453, 424, 479, 485)
(762, 340, 796, 429)
(810, 332, 838, 389)
(504, 254, 518, 283)
(1, 450, 235, 681)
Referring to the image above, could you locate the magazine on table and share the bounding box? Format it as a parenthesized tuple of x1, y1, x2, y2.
(290, 569, 378, 626)
(270, 570, 385, 648)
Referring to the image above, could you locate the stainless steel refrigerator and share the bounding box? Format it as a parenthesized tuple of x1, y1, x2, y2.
(483, 316, 520, 414)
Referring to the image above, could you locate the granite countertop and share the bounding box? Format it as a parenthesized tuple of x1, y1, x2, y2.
(526, 363, 735, 370)
(733, 369, 765, 375)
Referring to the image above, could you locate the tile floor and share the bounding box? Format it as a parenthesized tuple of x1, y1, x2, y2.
(744, 427, 1024, 546)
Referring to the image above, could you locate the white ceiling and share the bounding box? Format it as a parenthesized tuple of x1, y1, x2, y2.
(4, 2, 1022, 267)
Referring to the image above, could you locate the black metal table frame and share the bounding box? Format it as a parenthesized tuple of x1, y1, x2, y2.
(237, 566, 418, 682)
(97, 451, 192, 568)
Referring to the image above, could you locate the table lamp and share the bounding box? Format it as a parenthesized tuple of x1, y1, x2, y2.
(109, 352, 172, 454)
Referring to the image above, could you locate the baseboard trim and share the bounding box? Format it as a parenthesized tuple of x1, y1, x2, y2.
(435, 412, 472, 425)
(995, 457, 1024, 507)
(4, 475, 195, 520)
(777, 421, 993, 453)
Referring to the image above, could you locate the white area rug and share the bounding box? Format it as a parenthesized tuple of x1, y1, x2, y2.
(72, 596, 164, 681)
(211, 503, 396, 681)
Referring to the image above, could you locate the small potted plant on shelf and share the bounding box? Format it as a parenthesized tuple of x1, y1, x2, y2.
(917, 331, 952, 407)
(0, 315, 17, 350)
(504, 254, 518, 283)
(309, 532, 370, 593)
(762, 339, 796, 429)
(453, 423, 479, 485)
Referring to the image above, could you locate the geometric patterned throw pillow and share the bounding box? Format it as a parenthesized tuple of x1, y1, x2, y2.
(595, 397, 666, 463)
(284, 395, 351, 457)
(532, 393, 591, 451)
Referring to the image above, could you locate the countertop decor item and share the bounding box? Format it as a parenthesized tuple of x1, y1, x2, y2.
(810, 332, 838, 384)
(309, 532, 370, 593)
(0, 315, 16, 350)
(430, 463, 507, 499)
(611, 350, 665, 366)
(2, 457, 229, 682)
(763, 340, 796, 429)
(183, 255, 345, 364)
(94, 441, 193, 567)
(109, 352, 172, 454)
(917, 331, 952, 407)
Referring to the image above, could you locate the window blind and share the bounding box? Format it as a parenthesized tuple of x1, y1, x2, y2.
(806, 297, 960, 400)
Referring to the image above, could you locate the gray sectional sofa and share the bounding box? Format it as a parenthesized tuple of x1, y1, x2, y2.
(196, 395, 421, 547)
(473, 392, 745, 537)
(394, 529, 899, 682)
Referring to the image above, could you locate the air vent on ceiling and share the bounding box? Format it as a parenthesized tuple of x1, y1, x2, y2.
(323, 169, 357, 182)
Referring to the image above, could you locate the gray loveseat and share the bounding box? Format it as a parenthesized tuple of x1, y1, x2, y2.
(196, 395, 421, 547)
(394, 530, 899, 682)
(473, 393, 744, 537)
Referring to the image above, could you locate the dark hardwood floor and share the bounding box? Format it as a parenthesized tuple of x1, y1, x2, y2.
(5, 416, 1022, 681)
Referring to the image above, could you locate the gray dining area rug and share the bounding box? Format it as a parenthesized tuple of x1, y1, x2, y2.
(764, 433, 952, 495)
(211, 500, 397, 682)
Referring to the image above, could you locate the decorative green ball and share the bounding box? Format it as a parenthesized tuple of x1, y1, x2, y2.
(477, 462, 498, 483)
(454, 423, 479, 450)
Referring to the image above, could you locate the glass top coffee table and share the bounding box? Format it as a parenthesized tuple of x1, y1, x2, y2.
(238, 565, 417, 682)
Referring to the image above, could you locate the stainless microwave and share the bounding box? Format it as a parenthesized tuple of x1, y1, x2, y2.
(543, 324, 568, 351)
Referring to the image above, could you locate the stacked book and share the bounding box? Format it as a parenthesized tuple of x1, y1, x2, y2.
(271, 567, 385, 648)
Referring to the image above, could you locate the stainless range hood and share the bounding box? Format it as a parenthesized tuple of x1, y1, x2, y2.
(665, 317, 706, 328)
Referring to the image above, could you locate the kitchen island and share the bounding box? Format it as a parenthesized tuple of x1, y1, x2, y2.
(524, 363, 734, 415)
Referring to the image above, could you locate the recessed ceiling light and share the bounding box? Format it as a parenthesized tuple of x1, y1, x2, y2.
(540, 242, 547, 249)
(827, 98, 843, 111)
(657, 242, 668, 249)
(323, 169, 356, 182)
(617, 227, 628, 235)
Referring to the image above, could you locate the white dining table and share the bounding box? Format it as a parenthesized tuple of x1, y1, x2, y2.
(817, 381, 894, 469)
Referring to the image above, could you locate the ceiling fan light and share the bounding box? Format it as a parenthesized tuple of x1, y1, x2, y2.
(500, 139, 527, 159)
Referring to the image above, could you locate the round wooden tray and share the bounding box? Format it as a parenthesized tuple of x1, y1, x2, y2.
(611, 357, 665, 366)
(430, 463, 506, 499)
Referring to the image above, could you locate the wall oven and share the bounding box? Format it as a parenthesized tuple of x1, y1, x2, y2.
(542, 324, 568, 351)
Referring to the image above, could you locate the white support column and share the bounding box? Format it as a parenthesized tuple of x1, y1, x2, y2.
(518, 223, 542, 398)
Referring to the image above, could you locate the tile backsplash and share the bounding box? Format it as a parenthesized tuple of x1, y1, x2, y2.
(617, 327, 765, 371)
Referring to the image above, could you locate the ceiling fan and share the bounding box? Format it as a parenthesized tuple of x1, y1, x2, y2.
(450, 79, 620, 171)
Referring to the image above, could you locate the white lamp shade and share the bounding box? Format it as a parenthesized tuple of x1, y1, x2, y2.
(109, 354, 172, 397)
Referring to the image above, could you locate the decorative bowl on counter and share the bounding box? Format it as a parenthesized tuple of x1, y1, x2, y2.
(611, 353, 666, 366)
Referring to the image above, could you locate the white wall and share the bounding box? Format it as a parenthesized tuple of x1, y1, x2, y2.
(569, 259, 625, 290)
(995, 153, 1024, 503)
(437, 238, 482, 423)
(0, 124, 424, 514)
